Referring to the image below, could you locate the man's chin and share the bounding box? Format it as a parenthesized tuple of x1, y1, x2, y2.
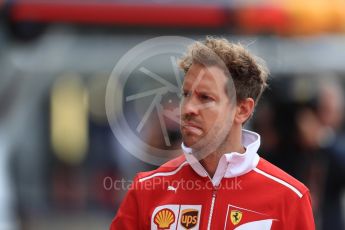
(182, 134, 208, 149)
(182, 138, 214, 160)
(182, 136, 200, 148)
(182, 132, 224, 158)
(182, 139, 195, 148)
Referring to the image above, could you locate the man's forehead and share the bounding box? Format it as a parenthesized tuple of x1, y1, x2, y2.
(183, 64, 227, 90)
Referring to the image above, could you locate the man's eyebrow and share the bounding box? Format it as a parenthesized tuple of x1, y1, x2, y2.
(196, 89, 217, 97)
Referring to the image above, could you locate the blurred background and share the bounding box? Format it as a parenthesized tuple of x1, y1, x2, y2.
(1, 0, 345, 229)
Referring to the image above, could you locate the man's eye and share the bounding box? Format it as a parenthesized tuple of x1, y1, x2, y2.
(199, 94, 212, 101)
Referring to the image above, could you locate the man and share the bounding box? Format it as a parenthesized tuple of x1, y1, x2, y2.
(110, 37, 315, 229)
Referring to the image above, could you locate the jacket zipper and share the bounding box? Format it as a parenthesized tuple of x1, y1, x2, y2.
(207, 188, 218, 230)
(201, 167, 220, 230)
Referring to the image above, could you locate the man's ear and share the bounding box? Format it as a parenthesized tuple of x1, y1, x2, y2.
(234, 98, 255, 124)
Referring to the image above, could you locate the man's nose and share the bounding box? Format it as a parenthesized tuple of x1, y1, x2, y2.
(181, 97, 199, 116)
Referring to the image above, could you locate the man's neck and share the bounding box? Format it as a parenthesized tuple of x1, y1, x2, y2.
(199, 129, 245, 178)
(199, 152, 223, 178)
(200, 146, 245, 178)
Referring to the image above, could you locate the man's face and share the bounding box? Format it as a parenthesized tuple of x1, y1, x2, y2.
(180, 63, 235, 152)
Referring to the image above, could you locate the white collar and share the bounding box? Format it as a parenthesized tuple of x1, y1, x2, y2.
(182, 129, 261, 186)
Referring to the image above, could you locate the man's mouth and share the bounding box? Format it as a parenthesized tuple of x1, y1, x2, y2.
(181, 122, 203, 136)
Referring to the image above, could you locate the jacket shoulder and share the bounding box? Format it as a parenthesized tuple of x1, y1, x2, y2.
(137, 154, 187, 182)
(254, 157, 309, 198)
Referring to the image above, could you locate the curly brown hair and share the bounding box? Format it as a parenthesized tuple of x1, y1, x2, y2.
(179, 36, 269, 103)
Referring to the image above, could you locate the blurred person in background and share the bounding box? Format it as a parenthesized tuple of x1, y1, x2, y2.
(316, 78, 345, 230)
(254, 76, 345, 229)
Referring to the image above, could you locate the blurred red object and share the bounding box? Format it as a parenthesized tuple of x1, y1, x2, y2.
(10, 1, 229, 28)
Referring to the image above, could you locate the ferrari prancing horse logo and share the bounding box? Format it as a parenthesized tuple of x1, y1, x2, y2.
(230, 210, 243, 225)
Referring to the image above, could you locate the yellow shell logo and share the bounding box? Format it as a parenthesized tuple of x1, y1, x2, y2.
(154, 208, 175, 229)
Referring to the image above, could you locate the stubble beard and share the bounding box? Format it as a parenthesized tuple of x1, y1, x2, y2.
(188, 118, 233, 160)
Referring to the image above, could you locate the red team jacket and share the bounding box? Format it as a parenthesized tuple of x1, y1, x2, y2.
(110, 130, 315, 230)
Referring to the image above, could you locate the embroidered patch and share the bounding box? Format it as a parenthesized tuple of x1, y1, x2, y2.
(154, 208, 176, 229)
(151, 205, 180, 230)
(230, 210, 243, 225)
(178, 205, 201, 229)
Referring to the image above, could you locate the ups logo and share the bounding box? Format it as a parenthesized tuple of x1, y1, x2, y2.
(180, 209, 199, 229)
